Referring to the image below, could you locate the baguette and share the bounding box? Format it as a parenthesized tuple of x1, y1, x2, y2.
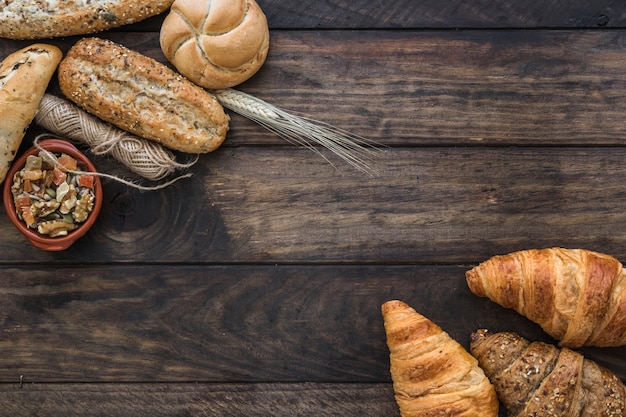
(0, 43, 63, 184)
(0, 0, 174, 40)
(58, 37, 229, 154)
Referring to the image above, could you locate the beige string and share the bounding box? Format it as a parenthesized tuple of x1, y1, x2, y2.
(35, 94, 197, 182)
(31, 135, 193, 191)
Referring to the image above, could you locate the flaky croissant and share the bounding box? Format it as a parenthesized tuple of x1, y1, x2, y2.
(381, 300, 499, 417)
(466, 247, 626, 348)
(470, 329, 626, 417)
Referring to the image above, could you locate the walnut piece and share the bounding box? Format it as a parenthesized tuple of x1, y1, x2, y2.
(59, 184, 77, 215)
(73, 193, 94, 223)
(31, 200, 61, 218)
(37, 220, 77, 237)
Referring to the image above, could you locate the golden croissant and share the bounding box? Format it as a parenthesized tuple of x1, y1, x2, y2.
(466, 247, 626, 348)
(381, 300, 498, 417)
(470, 329, 626, 417)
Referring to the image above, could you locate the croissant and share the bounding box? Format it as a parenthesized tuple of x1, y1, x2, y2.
(470, 329, 626, 417)
(466, 247, 626, 348)
(381, 300, 499, 417)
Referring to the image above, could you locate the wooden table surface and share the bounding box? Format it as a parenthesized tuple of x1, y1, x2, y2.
(2, 1, 626, 415)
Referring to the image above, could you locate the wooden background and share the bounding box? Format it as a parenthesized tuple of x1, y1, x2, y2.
(2, 0, 626, 415)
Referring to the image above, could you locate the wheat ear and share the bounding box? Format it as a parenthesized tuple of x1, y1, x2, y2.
(213, 89, 381, 175)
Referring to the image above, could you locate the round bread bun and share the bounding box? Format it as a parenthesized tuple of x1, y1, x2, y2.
(160, 0, 270, 90)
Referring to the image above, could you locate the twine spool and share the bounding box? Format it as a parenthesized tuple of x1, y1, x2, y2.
(35, 94, 197, 182)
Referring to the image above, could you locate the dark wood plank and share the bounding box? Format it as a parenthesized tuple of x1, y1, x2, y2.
(3, 146, 626, 264)
(5, 29, 626, 149)
(230, 29, 626, 147)
(0, 265, 623, 383)
(0, 382, 399, 416)
(84, 0, 626, 30)
(261, 0, 626, 29)
(3, 29, 626, 150)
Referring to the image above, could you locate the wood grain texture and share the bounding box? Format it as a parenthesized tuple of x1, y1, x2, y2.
(115, 0, 626, 30)
(2, 28, 626, 151)
(0, 265, 623, 384)
(2, 1, 626, 415)
(1, 31, 626, 263)
(5, 29, 626, 148)
(3, 147, 626, 264)
(0, 382, 399, 416)
(230, 29, 626, 147)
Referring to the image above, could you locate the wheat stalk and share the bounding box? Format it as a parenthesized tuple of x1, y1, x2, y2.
(213, 88, 381, 175)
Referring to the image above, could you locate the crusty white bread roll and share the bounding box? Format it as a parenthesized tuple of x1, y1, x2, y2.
(0, 0, 175, 40)
(160, 0, 270, 89)
(58, 37, 229, 154)
(0, 44, 63, 184)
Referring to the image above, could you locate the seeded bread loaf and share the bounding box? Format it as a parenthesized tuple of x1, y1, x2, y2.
(0, 0, 175, 40)
(160, 0, 270, 89)
(0, 44, 63, 184)
(58, 37, 229, 154)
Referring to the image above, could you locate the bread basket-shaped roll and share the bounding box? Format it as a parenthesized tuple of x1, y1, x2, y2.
(160, 0, 270, 89)
(382, 300, 499, 417)
(466, 247, 626, 348)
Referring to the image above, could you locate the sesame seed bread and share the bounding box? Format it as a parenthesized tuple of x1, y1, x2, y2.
(58, 37, 229, 154)
(0, 44, 63, 184)
(0, 0, 175, 40)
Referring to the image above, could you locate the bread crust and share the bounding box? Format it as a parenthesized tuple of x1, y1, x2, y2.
(160, 0, 270, 89)
(470, 330, 626, 417)
(382, 300, 499, 417)
(0, 0, 175, 40)
(0, 43, 63, 184)
(466, 247, 626, 348)
(58, 37, 229, 154)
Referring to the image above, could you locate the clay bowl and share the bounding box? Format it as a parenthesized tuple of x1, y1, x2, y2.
(3, 138, 102, 251)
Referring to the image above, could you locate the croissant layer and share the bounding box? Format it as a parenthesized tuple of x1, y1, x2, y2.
(382, 300, 498, 417)
(466, 247, 626, 348)
(469, 330, 626, 417)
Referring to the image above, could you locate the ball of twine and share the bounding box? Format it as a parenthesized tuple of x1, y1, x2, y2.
(35, 94, 197, 182)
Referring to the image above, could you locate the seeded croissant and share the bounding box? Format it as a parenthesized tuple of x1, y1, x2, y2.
(382, 300, 499, 417)
(470, 329, 626, 417)
(466, 247, 626, 348)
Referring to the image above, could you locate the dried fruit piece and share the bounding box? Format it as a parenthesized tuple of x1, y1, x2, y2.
(57, 153, 77, 171)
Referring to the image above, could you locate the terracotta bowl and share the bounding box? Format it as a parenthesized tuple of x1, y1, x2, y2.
(3, 138, 102, 251)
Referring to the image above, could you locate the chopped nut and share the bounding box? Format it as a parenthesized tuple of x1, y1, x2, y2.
(73, 193, 94, 223)
(31, 200, 60, 218)
(10, 150, 97, 238)
(56, 181, 69, 202)
(37, 219, 77, 237)
(59, 184, 77, 214)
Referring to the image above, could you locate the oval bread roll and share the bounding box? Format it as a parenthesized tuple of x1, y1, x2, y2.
(0, 44, 63, 184)
(58, 37, 229, 154)
(160, 0, 270, 89)
(0, 0, 174, 40)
